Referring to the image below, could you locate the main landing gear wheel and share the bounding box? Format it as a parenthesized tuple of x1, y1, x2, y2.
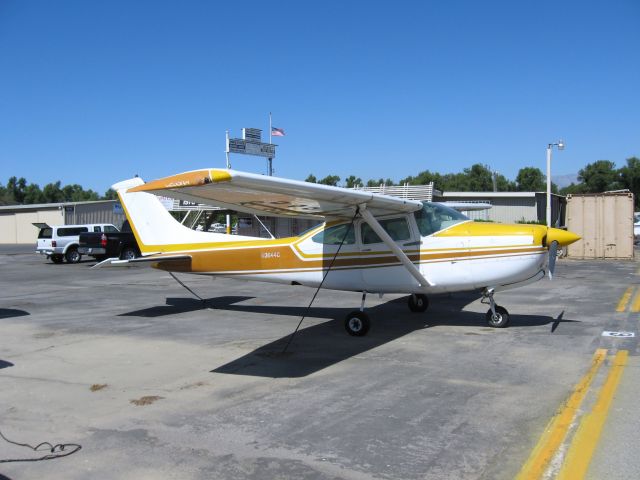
(486, 305, 510, 328)
(344, 311, 370, 337)
(408, 294, 429, 313)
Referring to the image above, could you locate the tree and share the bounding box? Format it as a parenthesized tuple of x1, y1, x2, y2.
(578, 160, 620, 193)
(24, 184, 45, 204)
(102, 188, 118, 200)
(400, 169, 443, 186)
(344, 175, 362, 188)
(516, 167, 546, 192)
(42, 181, 65, 203)
(366, 178, 393, 187)
(318, 175, 340, 186)
(305, 174, 317, 183)
(7, 176, 27, 203)
(618, 156, 640, 208)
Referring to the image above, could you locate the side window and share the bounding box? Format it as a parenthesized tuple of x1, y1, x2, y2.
(57, 227, 89, 237)
(104, 225, 119, 233)
(94, 226, 101, 232)
(361, 218, 411, 244)
(311, 223, 355, 245)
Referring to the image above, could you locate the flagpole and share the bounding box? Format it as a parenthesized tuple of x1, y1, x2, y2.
(268, 112, 273, 176)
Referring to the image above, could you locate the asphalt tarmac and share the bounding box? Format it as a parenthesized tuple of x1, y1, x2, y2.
(0, 245, 638, 479)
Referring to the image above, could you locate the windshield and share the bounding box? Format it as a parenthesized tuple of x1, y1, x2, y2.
(414, 202, 469, 236)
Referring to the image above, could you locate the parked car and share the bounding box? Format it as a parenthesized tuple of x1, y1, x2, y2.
(78, 220, 140, 261)
(634, 212, 640, 243)
(34, 223, 119, 263)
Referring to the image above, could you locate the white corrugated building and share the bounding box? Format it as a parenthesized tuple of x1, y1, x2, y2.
(437, 192, 566, 226)
(0, 200, 126, 244)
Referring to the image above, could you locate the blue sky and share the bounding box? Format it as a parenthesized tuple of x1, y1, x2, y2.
(1, 0, 638, 194)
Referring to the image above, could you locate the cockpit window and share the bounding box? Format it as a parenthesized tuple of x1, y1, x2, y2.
(414, 202, 469, 236)
(361, 217, 411, 244)
(311, 223, 356, 245)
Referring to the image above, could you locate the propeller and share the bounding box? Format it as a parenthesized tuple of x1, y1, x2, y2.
(548, 240, 558, 279)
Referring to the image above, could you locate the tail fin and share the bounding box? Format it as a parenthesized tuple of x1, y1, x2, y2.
(113, 177, 254, 255)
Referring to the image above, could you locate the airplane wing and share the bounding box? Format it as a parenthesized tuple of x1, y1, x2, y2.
(126, 169, 422, 219)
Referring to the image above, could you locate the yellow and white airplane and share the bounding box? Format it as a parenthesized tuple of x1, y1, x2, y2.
(102, 168, 581, 336)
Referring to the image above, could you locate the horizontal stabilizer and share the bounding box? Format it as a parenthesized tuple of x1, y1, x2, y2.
(91, 255, 192, 269)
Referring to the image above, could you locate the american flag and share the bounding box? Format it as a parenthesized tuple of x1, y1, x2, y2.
(271, 127, 285, 137)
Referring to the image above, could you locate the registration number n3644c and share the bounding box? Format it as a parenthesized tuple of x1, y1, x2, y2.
(261, 251, 281, 259)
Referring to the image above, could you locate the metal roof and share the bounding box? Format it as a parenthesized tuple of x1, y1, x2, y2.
(0, 200, 117, 212)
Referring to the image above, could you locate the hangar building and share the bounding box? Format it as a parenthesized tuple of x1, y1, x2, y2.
(0, 200, 126, 244)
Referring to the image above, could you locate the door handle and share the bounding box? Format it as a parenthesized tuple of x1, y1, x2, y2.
(403, 241, 421, 246)
(361, 248, 372, 252)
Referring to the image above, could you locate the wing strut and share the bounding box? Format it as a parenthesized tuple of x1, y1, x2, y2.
(359, 205, 434, 288)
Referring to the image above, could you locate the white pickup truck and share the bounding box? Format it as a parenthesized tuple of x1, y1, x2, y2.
(34, 223, 120, 263)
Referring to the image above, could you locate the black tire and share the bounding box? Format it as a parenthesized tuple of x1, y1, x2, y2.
(344, 311, 370, 337)
(51, 254, 64, 264)
(65, 248, 81, 264)
(486, 305, 510, 328)
(408, 294, 429, 313)
(120, 246, 138, 260)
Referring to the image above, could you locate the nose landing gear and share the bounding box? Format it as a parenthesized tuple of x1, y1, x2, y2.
(408, 293, 429, 313)
(344, 291, 371, 336)
(481, 288, 510, 328)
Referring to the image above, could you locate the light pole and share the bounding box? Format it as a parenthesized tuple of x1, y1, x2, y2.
(546, 140, 565, 227)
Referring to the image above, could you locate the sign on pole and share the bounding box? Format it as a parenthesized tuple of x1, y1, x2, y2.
(226, 128, 277, 159)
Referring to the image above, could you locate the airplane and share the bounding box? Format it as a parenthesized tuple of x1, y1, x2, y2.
(99, 168, 581, 336)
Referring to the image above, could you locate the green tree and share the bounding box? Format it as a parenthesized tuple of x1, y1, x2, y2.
(318, 175, 340, 186)
(344, 175, 362, 188)
(366, 178, 393, 187)
(400, 169, 443, 186)
(305, 174, 317, 183)
(577, 160, 620, 193)
(516, 167, 546, 192)
(7, 176, 27, 203)
(23, 184, 45, 204)
(102, 188, 118, 200)
(42, 181, 65, 203)
(618, 156, 640, 208)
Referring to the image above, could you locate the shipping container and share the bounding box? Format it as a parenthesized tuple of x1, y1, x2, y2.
(566, 192, 634, 259)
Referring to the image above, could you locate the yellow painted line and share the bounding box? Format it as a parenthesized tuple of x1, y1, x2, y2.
(515, 349, 607, 480)
(631, 288, 640, 313)
(616, 286, 634, 312)
(557, 350, 629, 480)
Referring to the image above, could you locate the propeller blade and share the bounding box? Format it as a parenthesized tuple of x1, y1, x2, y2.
(548, 240, 558, 279)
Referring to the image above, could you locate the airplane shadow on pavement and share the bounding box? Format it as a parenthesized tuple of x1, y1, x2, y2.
(0, 308, 29, 320)
(117, 296, 254, 318)
(209, 292, 579, 378)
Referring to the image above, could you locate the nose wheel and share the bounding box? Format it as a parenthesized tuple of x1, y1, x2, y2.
(344, 311, 371, 336)
(408, 294, 429, 312)
(482, 288, 510, 328)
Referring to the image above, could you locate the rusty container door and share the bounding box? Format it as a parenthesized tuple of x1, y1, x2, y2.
(566, 193, 634, 259)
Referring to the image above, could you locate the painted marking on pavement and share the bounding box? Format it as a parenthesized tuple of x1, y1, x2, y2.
(602, 331, 635, 338)
(515, 349, 607, 480)
(616, 286, 634, 312)
(631, 287, 640, 312)
(557, 350, 629, 480)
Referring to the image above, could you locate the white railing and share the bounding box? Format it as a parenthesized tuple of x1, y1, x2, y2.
(352, 183, 435, 201)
